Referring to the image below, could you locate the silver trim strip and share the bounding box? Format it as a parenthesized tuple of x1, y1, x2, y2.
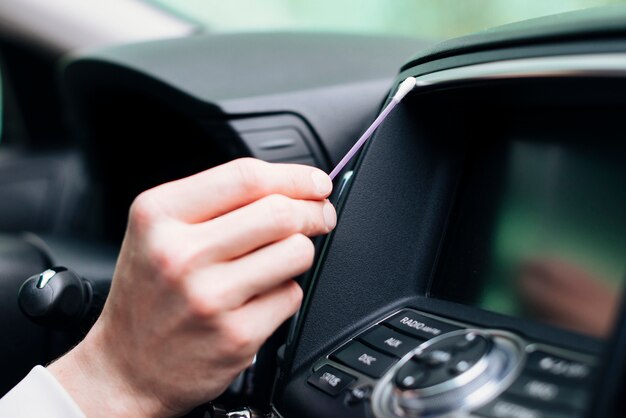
(413, 53, 626, 88)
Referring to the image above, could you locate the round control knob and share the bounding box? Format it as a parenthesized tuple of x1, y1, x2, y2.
(370, 329, 524, 418)
(18, 267, 93, 329)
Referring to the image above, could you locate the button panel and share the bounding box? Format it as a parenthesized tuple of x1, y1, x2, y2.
(307, 308, 596, 418)
(331, 341, 397, 378)
(358, 325, 424, 358)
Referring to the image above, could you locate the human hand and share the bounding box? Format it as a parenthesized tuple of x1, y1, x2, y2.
(48, 158, 336, 417)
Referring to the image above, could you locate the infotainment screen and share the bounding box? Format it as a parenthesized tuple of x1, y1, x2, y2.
(433, 126, 626, 339)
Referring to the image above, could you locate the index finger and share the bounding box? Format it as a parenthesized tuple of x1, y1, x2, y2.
(149, 158, 333, 223)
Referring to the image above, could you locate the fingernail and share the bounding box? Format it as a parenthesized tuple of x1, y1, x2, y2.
(311, 171, 332, 196)
(323, 201, 337, 230)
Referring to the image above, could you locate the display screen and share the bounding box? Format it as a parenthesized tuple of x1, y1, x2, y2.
(434, 131, 626, 338)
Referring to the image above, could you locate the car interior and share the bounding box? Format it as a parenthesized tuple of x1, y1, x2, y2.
(0, 2, 625, 417)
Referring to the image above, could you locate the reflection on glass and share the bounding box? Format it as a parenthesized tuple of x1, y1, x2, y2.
(516, 258, 619, 338)
(478, 141, 626, 337)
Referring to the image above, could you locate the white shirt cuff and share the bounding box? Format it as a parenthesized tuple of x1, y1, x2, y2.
(0, 365, 85, 418)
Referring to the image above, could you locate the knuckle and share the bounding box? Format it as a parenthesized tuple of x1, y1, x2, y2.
(185, 277, 226, 319)
(151, 244, 182, 285)
(148, 230, 189, 286)
(232, 158, 264, 195)
(266, 195, 298, 233)
(222, 322, 256, 352)
(129, 191, 160, 227)
(198, 234, 227, 260)
(188, 294, 222, 319)
(287, 168, 302, 193)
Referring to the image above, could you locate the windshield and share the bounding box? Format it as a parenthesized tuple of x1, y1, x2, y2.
(149, 0, 624, 39)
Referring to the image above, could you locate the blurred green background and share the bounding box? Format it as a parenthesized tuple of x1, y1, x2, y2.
(150, 0, 624, 39)
(481, 142, 626, 318)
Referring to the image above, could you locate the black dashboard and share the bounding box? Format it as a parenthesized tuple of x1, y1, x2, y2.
(270, 10, 626, 418)
(58, 8, 626, 418)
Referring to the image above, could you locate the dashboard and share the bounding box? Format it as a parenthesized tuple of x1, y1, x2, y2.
(57, 7, 626, 418)
(270, 11, 626, 418)
(61, 32, 424, 240)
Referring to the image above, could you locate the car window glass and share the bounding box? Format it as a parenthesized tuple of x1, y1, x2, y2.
(148, 0, 626, 39)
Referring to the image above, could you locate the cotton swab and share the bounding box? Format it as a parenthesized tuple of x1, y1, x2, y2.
(329, 76, 417, 180)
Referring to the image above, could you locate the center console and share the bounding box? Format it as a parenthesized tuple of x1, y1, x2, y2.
(271, 8, 626, 418)
(309, 309, 593, 418)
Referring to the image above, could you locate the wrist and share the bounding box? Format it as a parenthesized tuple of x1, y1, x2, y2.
(47, 323, 166, 418)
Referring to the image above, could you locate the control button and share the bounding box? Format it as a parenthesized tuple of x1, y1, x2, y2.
(449, 359, 472, 375)
(453, 332, 488, 358)
(358, 325, 424, 358)
(395, 359, 428, 390)
(447, 333, 490, 376)
(386, 311, 461, 340)
(455, 331, 479, 350)
(307, 365, 355, 396)
(507, 374, 589, 411)
(346, 385, 372, 405)
(474, 397, 580, 418)
(409, 333, 490, 388)
(526, 351, 593, 382)
(421, 349, 452, 367)
(331, 341, 397, 378)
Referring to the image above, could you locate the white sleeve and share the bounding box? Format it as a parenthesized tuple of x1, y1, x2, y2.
(0, 366, 85, 418)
